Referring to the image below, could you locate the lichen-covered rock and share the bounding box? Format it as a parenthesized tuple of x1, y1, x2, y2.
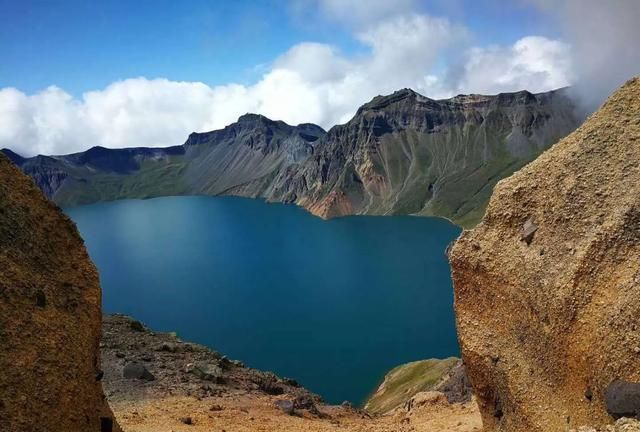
(450, 76, 640, 432)
(0, 154, 118, 431)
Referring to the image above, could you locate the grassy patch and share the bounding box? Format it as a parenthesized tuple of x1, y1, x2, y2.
(364, 357, 459, 415)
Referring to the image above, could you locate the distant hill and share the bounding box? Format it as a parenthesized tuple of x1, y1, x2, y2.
(3, 87, 580, 227)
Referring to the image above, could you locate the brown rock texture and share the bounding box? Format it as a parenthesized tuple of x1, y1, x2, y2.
(450, 76, 640, 432)
(0, 154, 118, 431)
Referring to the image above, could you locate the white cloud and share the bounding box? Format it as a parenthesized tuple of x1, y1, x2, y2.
(449, 36, 573, 95)
(532, 0, 640, 110)
(0, 11, 574, 157)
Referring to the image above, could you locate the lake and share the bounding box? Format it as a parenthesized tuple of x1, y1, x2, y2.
(66, 196, 461, 405)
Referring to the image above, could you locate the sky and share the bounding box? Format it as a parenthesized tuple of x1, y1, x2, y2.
(1, 0, 639, 156)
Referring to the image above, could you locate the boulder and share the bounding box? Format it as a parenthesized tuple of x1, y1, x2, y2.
(0, 154, 119, 431)
(450, 77, 640, 432)
(606, 380, 640, 419)
(129, 320, 145, 332)
(123, 362, 155, 381)
(158, 342, 179, 352)
(275, 399, 295, 415)
(185, 362, 223, 382)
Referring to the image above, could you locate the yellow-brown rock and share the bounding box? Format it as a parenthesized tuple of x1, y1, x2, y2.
(450, 77, 640, 432)
(0, 154, 118, 431)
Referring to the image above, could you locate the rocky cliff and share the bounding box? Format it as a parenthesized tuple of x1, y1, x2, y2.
(4, 87, 579, 227)
(272, 88, 578, 226)
(0, 154, 118, 431)
(450, 77, 640, 431)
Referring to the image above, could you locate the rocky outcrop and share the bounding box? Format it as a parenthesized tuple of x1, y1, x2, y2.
(450, 77, 640, 431)
(4, 87, 580, 227)
(0, 154, 118, 431)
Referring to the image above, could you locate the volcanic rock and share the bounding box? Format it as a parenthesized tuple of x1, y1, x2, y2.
(450, 76, 640, 431)
(606, 380, 640, 420)
(0, 154, 119, 431)
(123, 362, 155, 381)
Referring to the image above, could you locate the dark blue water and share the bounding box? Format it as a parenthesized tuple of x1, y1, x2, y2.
(66, 196, 461, 404)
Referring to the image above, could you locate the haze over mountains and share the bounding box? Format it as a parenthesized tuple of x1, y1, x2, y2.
(3, 86, 580, 227)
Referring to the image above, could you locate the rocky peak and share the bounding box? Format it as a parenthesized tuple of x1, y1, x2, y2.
(237, 112, 274, 124)
(1, 148, 25, 165)
(295, 123, 326, 142)
(356, 88, 425, 115)
(185, 114, 324, 148)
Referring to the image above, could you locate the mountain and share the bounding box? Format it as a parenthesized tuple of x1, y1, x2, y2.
(450, 77, 640, 431)
(269, 88, 579, 226)
(2, 114, 325, 208)
(0, 153, 119, 431)
(3, 87, 580, 227)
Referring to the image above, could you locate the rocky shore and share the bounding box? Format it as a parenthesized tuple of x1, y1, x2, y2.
(101, 314, 481, 432)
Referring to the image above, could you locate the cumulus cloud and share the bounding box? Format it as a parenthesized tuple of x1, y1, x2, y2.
(1, 8, 575, 157)
(447, 36, 573, 95)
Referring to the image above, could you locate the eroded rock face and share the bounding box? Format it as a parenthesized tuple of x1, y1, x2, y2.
(450, 77, 640, 432)
(0, 154, 118, 431)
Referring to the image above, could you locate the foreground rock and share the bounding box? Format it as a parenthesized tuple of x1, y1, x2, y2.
(450, 77, 640, 431)
(0, 154, 118, 431)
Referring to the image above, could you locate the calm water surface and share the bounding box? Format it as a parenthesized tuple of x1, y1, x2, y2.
(66, 196, 461, 404)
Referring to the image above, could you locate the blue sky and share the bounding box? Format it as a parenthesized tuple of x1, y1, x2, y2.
(1, 0, 555, 95)
(0, 0, 637, 156)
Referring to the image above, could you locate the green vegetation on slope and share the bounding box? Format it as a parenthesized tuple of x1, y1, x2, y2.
(364, 357, 459, 415)
(55, 157, 188, 206)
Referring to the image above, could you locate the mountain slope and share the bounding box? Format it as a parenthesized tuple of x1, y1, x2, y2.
(270, 88, 579, 226)
(364, 357, 469, 415)
(4, 87, 580, 226)
(5, 114, 324, 207)
(450, 77, 640, 431)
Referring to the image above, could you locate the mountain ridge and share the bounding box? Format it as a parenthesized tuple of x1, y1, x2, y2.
(3, 86, 581, 226)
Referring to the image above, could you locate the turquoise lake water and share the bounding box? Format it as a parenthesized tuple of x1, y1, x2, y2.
(66, 196, 461, 404)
